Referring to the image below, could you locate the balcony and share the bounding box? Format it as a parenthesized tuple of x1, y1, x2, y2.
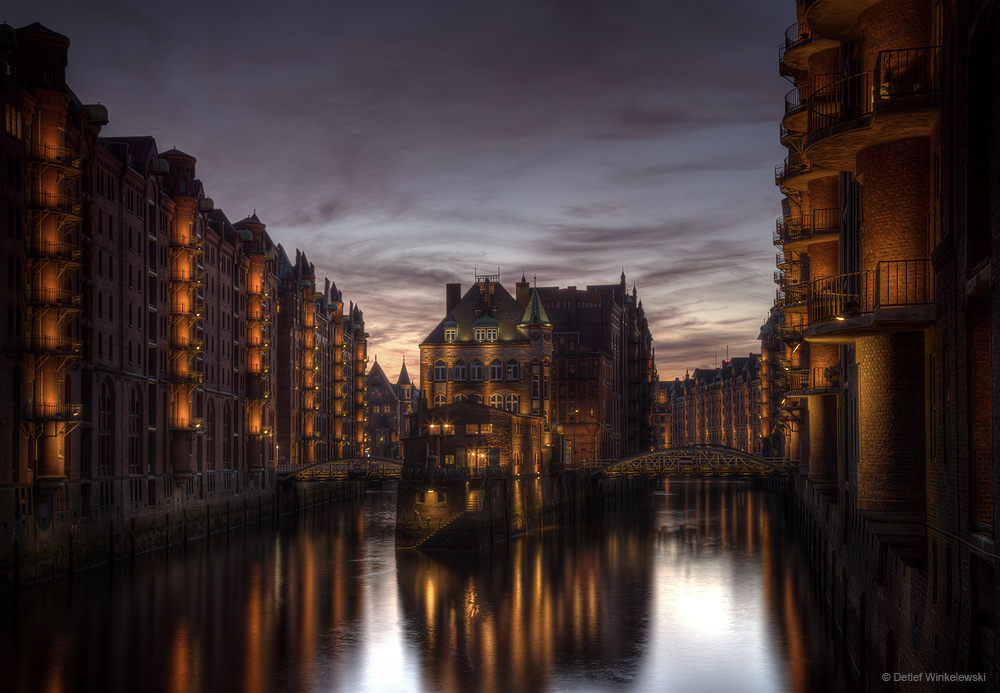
(774, 150, 829, 192)
(25, 287, 82, 309)
(169, 299, 204, 318)
(245, 337, 270, 349)
(782, 88, 808, 135)
(772, 321, 803, 341)
(27, 335, 83, 355)
(27, 403, 82, 421)
(170, 268, 205, 285)
(776, 251, 801, 273)
(774, 208, 839, 250)
(779, 22, 838, 76)
(777, 367, 840, 394)
(24, 192, 82, 218)
(806, 47, 943, 169)
(805, 259, 935, 342)
(170, 418, 204, 431)
(776, 283, 808, 312)
(171, 371, 205, 385)
(169, 338, 204, 351)
(25, 240, 82, 264)
(246, 314, 272, 326)
(170, 235, 204, 252)
(27, 143, 83, 168)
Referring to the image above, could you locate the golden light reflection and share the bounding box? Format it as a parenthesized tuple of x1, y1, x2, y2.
(244, 563, 265, 693)
(783, 566, 808, 692)
(169, 616, 193, 693)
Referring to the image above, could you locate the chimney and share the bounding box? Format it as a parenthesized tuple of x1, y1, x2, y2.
(446, 283, 461, 314)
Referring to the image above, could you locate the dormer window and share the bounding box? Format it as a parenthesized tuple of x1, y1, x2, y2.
(445, 328, 456, 341)
(475, 327, 498, 341)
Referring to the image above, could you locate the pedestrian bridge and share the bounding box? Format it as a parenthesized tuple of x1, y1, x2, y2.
(592, 446, 791, 478)
(277, 458, 403, 483)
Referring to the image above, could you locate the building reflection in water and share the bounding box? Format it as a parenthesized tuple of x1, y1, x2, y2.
(0, 483, 849, 692)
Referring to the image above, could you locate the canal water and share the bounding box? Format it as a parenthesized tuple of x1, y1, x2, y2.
(1, 480, 852, 692)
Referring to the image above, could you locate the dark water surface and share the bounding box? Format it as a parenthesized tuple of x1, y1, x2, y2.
(1, 480, 852, 692)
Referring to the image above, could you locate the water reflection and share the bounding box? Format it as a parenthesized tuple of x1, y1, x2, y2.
(0, 482, 849, 692)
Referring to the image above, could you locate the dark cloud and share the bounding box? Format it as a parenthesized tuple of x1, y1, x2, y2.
(2, 0, 791, 379)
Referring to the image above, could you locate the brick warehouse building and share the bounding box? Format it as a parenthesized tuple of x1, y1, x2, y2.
(658, 356, 763, 453)
(770, 0, 1000, 686)
(0, 23, 367, 585)
(415, 271, 657, 471)
(363, 357, 419, 459)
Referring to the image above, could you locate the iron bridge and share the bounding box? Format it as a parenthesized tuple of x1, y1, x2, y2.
(277, 457, 402, 483)
(593, 446, 791, 478)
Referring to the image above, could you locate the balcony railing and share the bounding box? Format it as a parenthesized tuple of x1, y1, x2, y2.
(25, 287, 81, 308)
(776, 252, 800, 271)
(27, 336, 83, 354)
(170, 418, 204, 431)
(171, 371, 205, 385)
(776, 283, 808, 309)
(170, 236, 204, 252)
(169, 299, 204, 318)
(169, 269, 205, 284)
(807, 259, 934, 325)
(777, 368, 840, 392)
(774, 151, 811, 189)
(28, 403, 82, 420)
(784, 88, 804, 118)
(772, 321, 802, 340)
(25, 240, 82, 262)
(24, 192, 82, 215)
(774, 208, 839, 246)
(808, 47, 942, 140)
(169, 338, 204, 351)
(27, 144, 83, 169)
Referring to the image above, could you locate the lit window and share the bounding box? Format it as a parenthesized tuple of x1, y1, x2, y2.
(481, 424, 493, 434)
(490, 393, 503, 409)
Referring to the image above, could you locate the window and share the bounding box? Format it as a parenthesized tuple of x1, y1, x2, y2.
(505, 394, 519, 414)
(481, 423, 492, 434)
(466, 424, 479, 434)
(98, 382, 114, 477)
(454, 359, 467, 381)
(490, 393, 503, 409)
(490, 359, 503, 381)
(470, 359, 483, 381)
(128, 387, 142, 475)
(433, 393, 446, 406)
(445, 328, 456, 341)
(506, 359, 519, 381)
(453, 393, 466, 402)
(434, 359, 447, 381)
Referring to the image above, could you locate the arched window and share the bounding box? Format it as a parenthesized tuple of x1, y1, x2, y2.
(470, 359, 483, 381)
(454, 359, 467, 381)
(490, 359, 503, 381)
(490, 393, 503, 409)
(223, 402, 232, 468)
(434, 359, 447, 381)
(98, 381, 114, 477)
(505, 394, 520, 414)
(506, 359, 519, 381)
(471, 394, 483, 404)
(128, 386, 142, 475)
(433, 393, 446, 406)
(453, 393, 467, 402)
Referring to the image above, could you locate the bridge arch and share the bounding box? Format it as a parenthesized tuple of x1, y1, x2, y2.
(593, 446, 790, 478)
(277, 457, 403, 483)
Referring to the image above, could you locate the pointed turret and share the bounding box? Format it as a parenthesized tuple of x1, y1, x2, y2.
(519, 289, 553, 328)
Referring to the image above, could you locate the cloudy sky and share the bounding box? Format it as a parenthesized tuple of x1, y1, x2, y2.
(4, 0, 791, 384)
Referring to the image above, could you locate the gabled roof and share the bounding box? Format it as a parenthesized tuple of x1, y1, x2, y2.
(422, 281, 528, 344)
